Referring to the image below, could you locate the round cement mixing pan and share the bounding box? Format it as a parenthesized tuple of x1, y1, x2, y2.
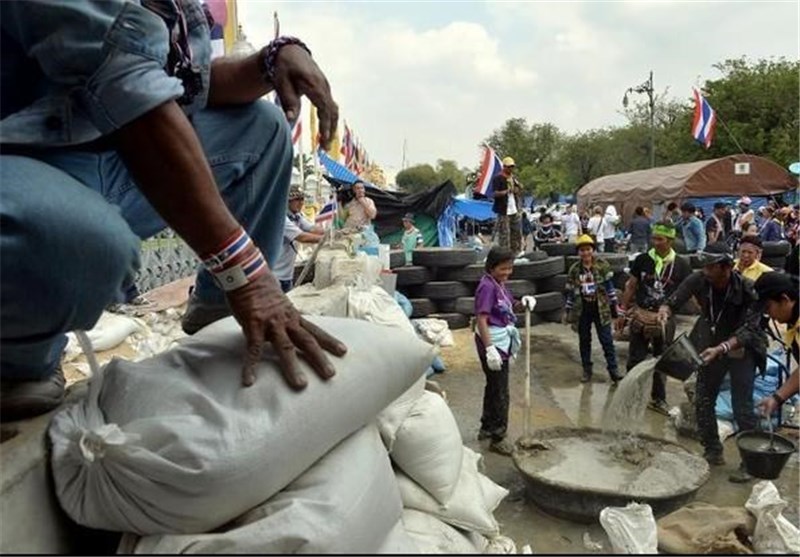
(513, 427, 710, 523)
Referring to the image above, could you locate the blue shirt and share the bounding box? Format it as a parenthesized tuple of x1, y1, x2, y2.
(0, 0, 210, 146)
(760, 219, 784, 242)
(680, 216, 707, 252)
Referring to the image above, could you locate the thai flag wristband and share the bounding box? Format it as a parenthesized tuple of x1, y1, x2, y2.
(201, 228, 268, 292)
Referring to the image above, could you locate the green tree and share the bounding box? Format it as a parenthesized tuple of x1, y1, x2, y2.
(434, 159, 467, 189)
(396, 164, 439, 193)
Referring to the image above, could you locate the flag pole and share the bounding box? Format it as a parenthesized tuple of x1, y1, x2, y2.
(715, 115, 748, 156)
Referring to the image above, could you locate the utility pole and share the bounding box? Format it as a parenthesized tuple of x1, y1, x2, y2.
(401, 138, 408, 170)
(623, 70, 655, 168)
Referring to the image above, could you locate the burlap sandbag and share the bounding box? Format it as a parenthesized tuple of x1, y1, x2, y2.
(656, 502, 755, 554)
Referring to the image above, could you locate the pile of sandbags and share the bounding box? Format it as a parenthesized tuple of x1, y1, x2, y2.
(49, 316, 433, 548)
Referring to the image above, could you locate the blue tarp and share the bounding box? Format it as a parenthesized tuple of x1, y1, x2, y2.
(452, 197, 495, 222)
(317, 149, 379, 189)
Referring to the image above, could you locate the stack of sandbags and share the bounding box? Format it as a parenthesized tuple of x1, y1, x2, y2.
(49, 316, 433, 553)
(378, 388, 511, 553)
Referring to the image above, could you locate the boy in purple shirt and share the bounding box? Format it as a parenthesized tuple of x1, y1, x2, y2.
(474, 247, 535, 455)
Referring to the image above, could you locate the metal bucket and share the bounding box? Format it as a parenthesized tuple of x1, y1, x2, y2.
(654, 333, 704, 381)
(736, 430, 796, 480)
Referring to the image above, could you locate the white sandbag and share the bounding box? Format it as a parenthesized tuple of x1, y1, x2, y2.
(348, 285, 416, 335)
(599, 502, 658, 554)
(378, 519, 421, 554)
(396, 447, 508, 536)
(50, 316, 433, 534)
(484, 535, 517, 554)
(401, 509, 481, 554)
(85, 311, 145, 352)
(391, 390, 464, 504)
(376, 375, 427, 451)
(412, 318, 455, 347)
(122, 425, 402, 554)
(312, 249, 350, 289)
(287, 283, 349, 317)
(331, 252, 383, 287)
(744, 480, 800, 554)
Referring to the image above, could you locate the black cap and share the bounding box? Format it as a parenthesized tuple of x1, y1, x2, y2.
(699, 241, 733, 266)
(681, 202, 696, 213)
(754, 272, 799, 301)
(713, 202, 727, 210)
(739, 235, 763, 249)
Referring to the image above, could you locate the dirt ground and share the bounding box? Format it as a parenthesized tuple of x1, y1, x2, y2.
(436, 320, 800, 554)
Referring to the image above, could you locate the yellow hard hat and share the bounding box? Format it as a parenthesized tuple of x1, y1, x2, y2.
(502, 156, 516, 167)
(576, 234, 595, 248)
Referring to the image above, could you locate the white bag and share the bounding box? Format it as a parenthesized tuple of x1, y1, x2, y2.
(377, 520, 421, 554)
(85, 311, 144, 352)
(744, 480, 800, 554)
(376, 375, 427, 452)
(391, 391, 464, 504)
(347, 285, 417, 336)
(401, 509, 481, 554)
(599, 502, 658, 554)
(50, 316, 433, 534)
(287, 283, 349, 317)
(121, 425, 401, 554)
(396, 447, 508, 536)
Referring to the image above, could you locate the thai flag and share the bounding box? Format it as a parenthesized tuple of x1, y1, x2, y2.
(315, 197, 337, 226)
(474, 145, 503, 197)
(692, 88, 716, 149)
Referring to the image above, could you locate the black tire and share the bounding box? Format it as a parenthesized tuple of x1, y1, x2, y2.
(455, 297, 475, 316)
(389, 250, 406, 269)
(762, 241, 791, 258)
(763, 256, 788, 270)
(409, 298, 436, 318)
(514, 312, 545, 327)
(419, 281, 472, 299)
(506, 280, 537, 298)
(412, 248, 477, 268)
(512, 257, 565, 280)
(428, 312, 470, 330)
(533, 292, 563, 313)
(394, 266, 432, 287)
(522, 250, 549, 262)
(537, 274, 568, 293)
(544, 309, 564, 323)
(566, 254, 628, 273)
(438, 263, 486, 282)
(436, 298, 458, 313)
(540, 243, 577, 257)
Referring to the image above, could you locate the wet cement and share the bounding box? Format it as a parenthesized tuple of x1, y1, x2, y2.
(436, 320, 800, 554)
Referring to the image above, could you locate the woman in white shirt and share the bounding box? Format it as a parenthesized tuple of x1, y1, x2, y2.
(587, 206, 605, 252)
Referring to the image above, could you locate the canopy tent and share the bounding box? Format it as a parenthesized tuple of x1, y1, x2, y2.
(577, 154, 795, 224)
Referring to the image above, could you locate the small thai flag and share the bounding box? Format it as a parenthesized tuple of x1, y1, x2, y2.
(692, 88, 716, 149)
(474, 145, 503, 197)
(315, 197, 337, 226)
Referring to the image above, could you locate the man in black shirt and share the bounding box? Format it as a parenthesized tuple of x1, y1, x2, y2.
(491, 157, 522, 253)
(705, 202, 730, 245)
(658, 242, 767, 483)
(618, 222, 692, 414)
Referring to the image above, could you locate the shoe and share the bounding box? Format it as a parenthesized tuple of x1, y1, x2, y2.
(580, 370, 592, 383)
(489, 438, 515, 456)
(1, 366, 66, 422)
(648, 399, 670, 416)
(703, 450, 725, 466)
(478, 430, 493, 441)
(181, 291, 231, 335)
(729, 464, 752, 483)
(609, 371, 624, 386)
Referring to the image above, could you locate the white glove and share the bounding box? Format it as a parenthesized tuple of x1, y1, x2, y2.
(485, 345, 503, 371)
(521, 295, 537, 312)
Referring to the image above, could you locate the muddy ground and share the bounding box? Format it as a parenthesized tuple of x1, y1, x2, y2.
(436, 319, 800, 554)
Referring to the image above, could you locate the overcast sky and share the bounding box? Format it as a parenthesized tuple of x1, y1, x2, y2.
(238, 0, 798, 176)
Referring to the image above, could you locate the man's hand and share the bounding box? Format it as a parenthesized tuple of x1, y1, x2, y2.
(615, 316, 627, 332)
(657, 305, 671, 326)
(271, 45, 339, 150)
(699, 345, 724, 365)
(226, 271, 347, 388)
(757, 395, 780, 417)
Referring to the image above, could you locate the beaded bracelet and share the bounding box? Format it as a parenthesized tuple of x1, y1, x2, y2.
(261, 36, 312, 83)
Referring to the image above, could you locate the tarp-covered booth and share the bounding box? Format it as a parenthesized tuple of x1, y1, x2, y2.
(577, 154, 795, 225)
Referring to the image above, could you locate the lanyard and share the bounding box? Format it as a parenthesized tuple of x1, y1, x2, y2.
(708, 283, 732, 333)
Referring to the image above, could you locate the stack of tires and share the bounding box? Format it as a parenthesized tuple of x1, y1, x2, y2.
(391, 248, 568, 330)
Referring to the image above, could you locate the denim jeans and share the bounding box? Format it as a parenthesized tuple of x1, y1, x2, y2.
(0, 100, 292, 379)
(578, 302, 618, 377)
